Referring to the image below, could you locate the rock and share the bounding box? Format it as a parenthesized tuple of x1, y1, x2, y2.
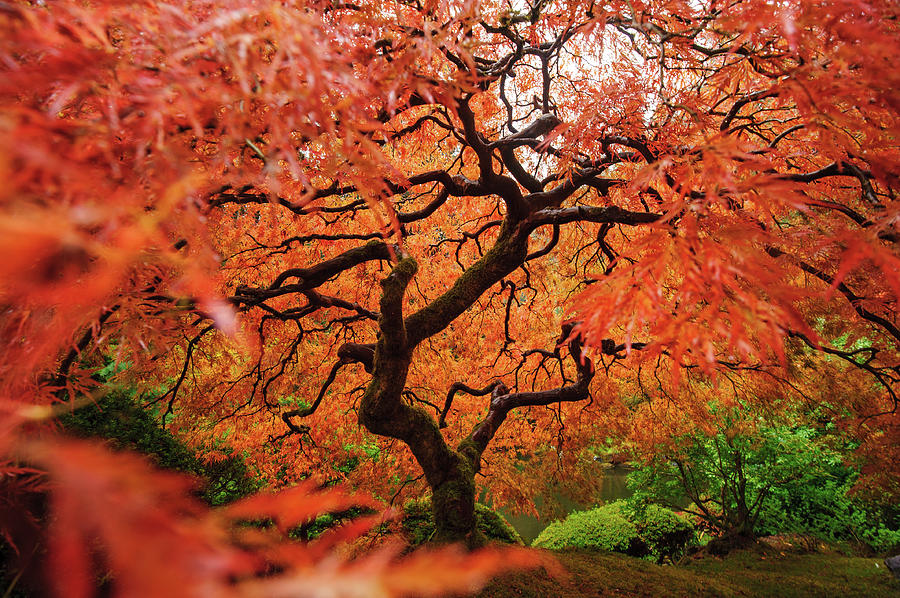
(759, 534, 829, 553)
(885, 554, 900, 581)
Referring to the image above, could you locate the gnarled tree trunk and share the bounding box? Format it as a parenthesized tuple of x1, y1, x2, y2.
(278, 104, 645, 545)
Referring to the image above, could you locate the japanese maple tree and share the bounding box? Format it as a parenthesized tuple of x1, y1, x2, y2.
(2, 0, 899, 574)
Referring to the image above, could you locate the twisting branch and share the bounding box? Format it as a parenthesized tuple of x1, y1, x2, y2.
(149, 325, 215, 426)
(788, 332, 899, 404)
(500, 279, 517, 351)
(266, 240, 392, 291)
(766, 246, 900, 344)
(465, 322, 594, 457)
(525, 224, 560, 261)
(51, 305, 119, 396)
(720, 88, 779, 131)
(281, 360, 347, 434)
(336, 342, 376, 373)
(439, 381, 504, 429)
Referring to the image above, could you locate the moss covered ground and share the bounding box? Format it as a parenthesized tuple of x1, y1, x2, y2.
(474, 546, 898, 597)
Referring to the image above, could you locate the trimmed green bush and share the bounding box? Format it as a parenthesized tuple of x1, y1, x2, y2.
(532, 501, 696, 562)
(402, 497, 524, 546)
(629, 503, 697, 562)
(532, 501, 647, 556)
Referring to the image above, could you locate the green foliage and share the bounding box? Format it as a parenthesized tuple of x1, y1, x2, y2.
(533, 501, 695, 561)
(629, 503, 697, 562)
(629, 420, 900, 554)
(334, 442, 381, 474)
(532, 501, 643, 555)
(402, 497, 524, 546)
(60, 388, 260, 506)
(475, 503, 525, 546)
(858, 523, 900, 554)
(287, 507, 376, 542)
(755, 467, 900, 554)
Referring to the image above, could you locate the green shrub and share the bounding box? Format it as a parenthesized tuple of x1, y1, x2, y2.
(532, 501, 647, 557)
(60, 388, 259, 505)
(402, 497, 524, 546)
(628, 503, 697, 562)
(532, 501, 696, 562)
(627, 419, 900, 555)
(859, 524, 900, 554)
(752, 470, 900, 554)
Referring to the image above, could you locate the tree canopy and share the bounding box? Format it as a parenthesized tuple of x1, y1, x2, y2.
(1, 0, 899, 593)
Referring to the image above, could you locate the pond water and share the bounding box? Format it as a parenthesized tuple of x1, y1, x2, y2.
(496, 466, 634, 544)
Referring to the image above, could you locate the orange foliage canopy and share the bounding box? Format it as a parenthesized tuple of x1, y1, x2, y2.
(1, 0, 900, 591)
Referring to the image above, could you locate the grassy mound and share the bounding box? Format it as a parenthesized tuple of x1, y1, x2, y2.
(475, 547, 899, 598)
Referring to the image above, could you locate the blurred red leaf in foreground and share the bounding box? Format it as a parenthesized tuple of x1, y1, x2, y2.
(5, 433, 545, 598)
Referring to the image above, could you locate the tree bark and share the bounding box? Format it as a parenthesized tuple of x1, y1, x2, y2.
(430, 450, 484, 548)
(352, 253, 490, 547)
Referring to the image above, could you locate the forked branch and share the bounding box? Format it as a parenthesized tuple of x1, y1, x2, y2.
(466, 323, 594, 457)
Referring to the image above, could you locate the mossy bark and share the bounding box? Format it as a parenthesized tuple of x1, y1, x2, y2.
(353, 254, 486, 547)
(431, 453, 486, 548)
(348, 221, 533, 548)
